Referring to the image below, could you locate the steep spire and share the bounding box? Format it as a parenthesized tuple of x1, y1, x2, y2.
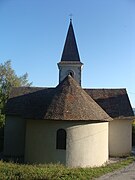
(58, 20, 83, 85)
(61, 20, 80, 61)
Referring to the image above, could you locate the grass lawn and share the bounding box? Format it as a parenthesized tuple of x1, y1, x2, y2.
(0, 156, 134, 180)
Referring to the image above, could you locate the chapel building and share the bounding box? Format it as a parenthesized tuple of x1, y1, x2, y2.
(4, 20, 134, 167)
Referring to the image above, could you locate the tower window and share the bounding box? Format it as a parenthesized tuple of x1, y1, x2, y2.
(68, 70, 74, 78)
(56, 129, 66, 150)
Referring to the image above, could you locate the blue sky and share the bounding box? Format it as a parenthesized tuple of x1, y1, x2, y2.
(0, 0, 135, 107)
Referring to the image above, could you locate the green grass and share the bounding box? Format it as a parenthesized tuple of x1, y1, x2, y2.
(0, 157, 134, 180)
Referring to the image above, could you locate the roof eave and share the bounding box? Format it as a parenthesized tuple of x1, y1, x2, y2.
(113, 116, 134, 120)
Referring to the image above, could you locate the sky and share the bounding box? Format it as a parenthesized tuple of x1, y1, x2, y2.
(0, 0, 135, 107)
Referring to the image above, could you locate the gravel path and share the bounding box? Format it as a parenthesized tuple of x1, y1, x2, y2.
(96, 161, 135, 180)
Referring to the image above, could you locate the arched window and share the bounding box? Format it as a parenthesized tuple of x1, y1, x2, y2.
(56, 129, 66, 150)
(67, 70, 74, 78)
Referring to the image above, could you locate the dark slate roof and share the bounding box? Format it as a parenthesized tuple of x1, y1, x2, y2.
(61, 20, 80, 61)
(85, 89, 134, 118)
(6, 76, 112, 121)
(6, 79, 134, 119)
(6, 87, 54, 119)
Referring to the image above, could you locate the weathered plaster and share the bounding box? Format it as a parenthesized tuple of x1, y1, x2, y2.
(109, 119, 132, 156)
(25, 120, 108, 167)
(4, 116, 26, 157)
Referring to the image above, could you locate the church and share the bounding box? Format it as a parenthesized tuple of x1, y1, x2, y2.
(4, 20, 134, 167)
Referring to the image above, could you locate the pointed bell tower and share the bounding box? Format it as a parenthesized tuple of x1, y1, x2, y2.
(58, 19, 83, 86)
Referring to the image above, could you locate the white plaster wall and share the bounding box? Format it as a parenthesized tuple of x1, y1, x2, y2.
(66, 122, 108, 167)
(60, 66, 81, 85)
(4, 116, 26, 157)
(109, 119, 132, 156)
(25, 120, 83, 164)
(25, 120, 108, 167)
(58, 62, 83, 85)
(25, 120, 65, 163)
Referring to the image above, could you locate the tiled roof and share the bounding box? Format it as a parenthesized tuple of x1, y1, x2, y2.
(6, 76, 112, 121)
(85, 88, 134, 118)
(6, 78, 134, 119)
(61, 20, 80, 61)
(6, 87, 54, 119)
(43, 76, 112, 121)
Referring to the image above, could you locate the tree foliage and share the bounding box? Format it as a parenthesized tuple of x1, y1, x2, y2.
(0, 60, 32, 127)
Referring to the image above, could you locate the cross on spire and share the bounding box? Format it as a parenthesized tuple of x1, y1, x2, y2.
(69, 13, 73, 21)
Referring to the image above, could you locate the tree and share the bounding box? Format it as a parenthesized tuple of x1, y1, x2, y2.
(0, 60, 32, 127)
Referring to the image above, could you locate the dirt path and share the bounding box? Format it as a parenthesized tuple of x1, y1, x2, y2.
(96, 162, 135, 180)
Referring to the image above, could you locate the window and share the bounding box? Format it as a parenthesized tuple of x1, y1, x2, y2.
(56, 129, 66, 150)
(67, 70, 74, 78)
(69, 71, 74, 77)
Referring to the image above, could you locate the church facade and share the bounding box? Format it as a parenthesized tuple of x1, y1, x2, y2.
(4, 20, 134, 167)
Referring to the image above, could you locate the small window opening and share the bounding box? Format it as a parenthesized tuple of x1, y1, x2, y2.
(68, 70, 74, 78)
(56, 129, 66, 150)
